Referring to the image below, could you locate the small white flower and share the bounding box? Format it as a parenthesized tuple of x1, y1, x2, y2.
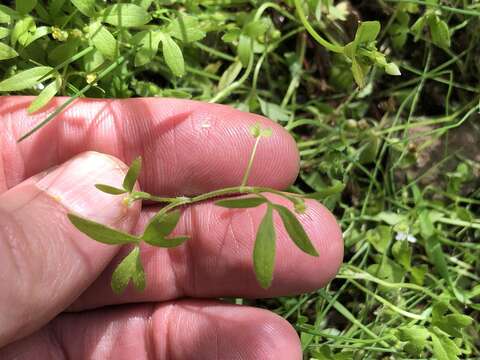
(395, 232, 407, 241)
(407, 234, 417, 243)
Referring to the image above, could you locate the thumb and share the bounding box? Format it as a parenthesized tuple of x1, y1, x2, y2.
(0, 151, 140, 347)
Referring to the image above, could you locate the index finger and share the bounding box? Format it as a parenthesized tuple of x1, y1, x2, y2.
(0, 97, 299, 195)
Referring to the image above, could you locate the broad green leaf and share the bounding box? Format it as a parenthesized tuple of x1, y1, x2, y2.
(419, 209, 434, 238)
(71, 0, 96, 17)
(351, 59, 368, 88)
(27, 77, 61, 113)
(237, 34, 251, 67)
(123, 156, 142, 192)
(161, 35, 185, 77)
(167, 14, 206, 43)
(101, 4, 151, 27)
(392, 239, 411, 269)
(68, 213, 139, 245)
(95, 184, 127, 195)
(215, 197, 267, 208)
(142, 210, 189, 247)
(396, 326, 429, 356)
(273, 204, 319, 256)
(0, 66, 53, 92)
(0, 42, 18, 60)
(89, 21, 117, 60)
(257, 96, 290, 122)
(425, 236, 450, 284)
(0, 27, 9, 39)
(218, 60, 242, 90)
(111, 246, 145, 294)
(354, 21, 381, 44)
(432, 302, 473, 337)
(11, 16, 35, 47)
(411, 16, 426, 41)
(22, 26, 50, 47)
(428, 16, 450, 49)
(0, 5, 18, 24)
(133, 30, 162, 67)
(431, 331, 460, 360)
(253, 205, 276, 288)
(366, 225, 391, 253)
(16, 0, 37, 15)
(48, 38, 80, 65)
(244, 19, 270, 38)
(47, 0, 65, 17)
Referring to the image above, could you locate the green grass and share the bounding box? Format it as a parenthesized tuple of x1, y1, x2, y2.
(1, 0, 479, 358)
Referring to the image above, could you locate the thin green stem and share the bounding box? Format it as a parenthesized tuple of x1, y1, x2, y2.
(293, 0, 344, 53)
(241, 135, 261, 186)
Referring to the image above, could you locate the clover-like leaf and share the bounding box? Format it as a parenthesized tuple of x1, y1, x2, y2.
(253, 205, 276, 288)
(111, 246, 145, 294)
(142, 209, 189, 247)
(216, 197, 267, 208)
(68, 213, 139, 245)
(123, 156, 142, 193)
(273, 204, 318, 256)
(95, 184, 127, 195)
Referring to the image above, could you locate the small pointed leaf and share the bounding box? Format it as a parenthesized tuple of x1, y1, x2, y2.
(215, 197, 267, 208)
(161, 34, 185, 77)
(253, 205, 276, 288)
(0, 66, 53, 92)
(101, 4, 151, 27)
(142, 210, 189, 247)
(28, 77, 61, 113)
(95, 184, 127, 195)
(68, 213, 139, 245)
(111, 246, 143, 294)
(123, 156, 142, 192)
(273, 204, 319, 256)
(0, 42, 18, 60)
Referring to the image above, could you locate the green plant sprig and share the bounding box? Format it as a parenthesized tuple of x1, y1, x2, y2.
(68, 123, 319, 294)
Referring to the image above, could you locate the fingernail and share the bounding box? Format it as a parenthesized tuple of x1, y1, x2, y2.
(36, 152, 130, 224)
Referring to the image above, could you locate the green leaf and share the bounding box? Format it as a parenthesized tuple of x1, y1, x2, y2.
(431, 331, 460, 360)
(16, 0, 37, 15)
(0, 27, 9, 39)
(411, 16, 426, 41)
(0, 5, 18, 24)
(48, 38, 80, 65)
(428, 16, 450, 49)
(432, 302, 473, 337)
(160, 34, 184, 77)
(253, 205, 276, 288)
(101, 4, 151, 27)
(366, 225, 391, 253)
(71, 0, 96, 17)
(142, 209, 189, 247)
(88, 21, 117, 60)
(0, 66, 53, 92)
(273, 204, 319, 256)
(47, 0, 66, 17)
(216, 197, 267, 208)
(123, 156, 142, 192)
(111, 246, 145, 294)
(68, 213, 139, 245)
(257, 96, 290, 122)
(237, 34, 251, 67)
(351, 59, 369, 88)
(11, 16, 35, 47)
(166, 14, 206, 43)
(392, 239, 412, 269)
(0, 42, 18, 60)
(27, 77, 61, 113)
(396, 326, 429, 356)
(95, 184, 127, 195)
(354, 21, 381, 44)
(218, 60, 242, 90)
(133, 30, 162, 67)
(22, 25, 50, 47)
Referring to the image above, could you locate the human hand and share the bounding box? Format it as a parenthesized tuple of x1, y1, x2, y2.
(0, 97, 343, 359)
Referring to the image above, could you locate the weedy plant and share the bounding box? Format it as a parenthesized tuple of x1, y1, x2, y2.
(68, 122, 319, 293)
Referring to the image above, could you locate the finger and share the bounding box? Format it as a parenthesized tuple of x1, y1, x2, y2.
(72, 194, 343, 309)
(0, 97, 299, 195)
(0, 300, 301, 360)
(0, 152, 140, 347)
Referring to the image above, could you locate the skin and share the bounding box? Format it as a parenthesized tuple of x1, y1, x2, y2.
(0, 97, 343, 359)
